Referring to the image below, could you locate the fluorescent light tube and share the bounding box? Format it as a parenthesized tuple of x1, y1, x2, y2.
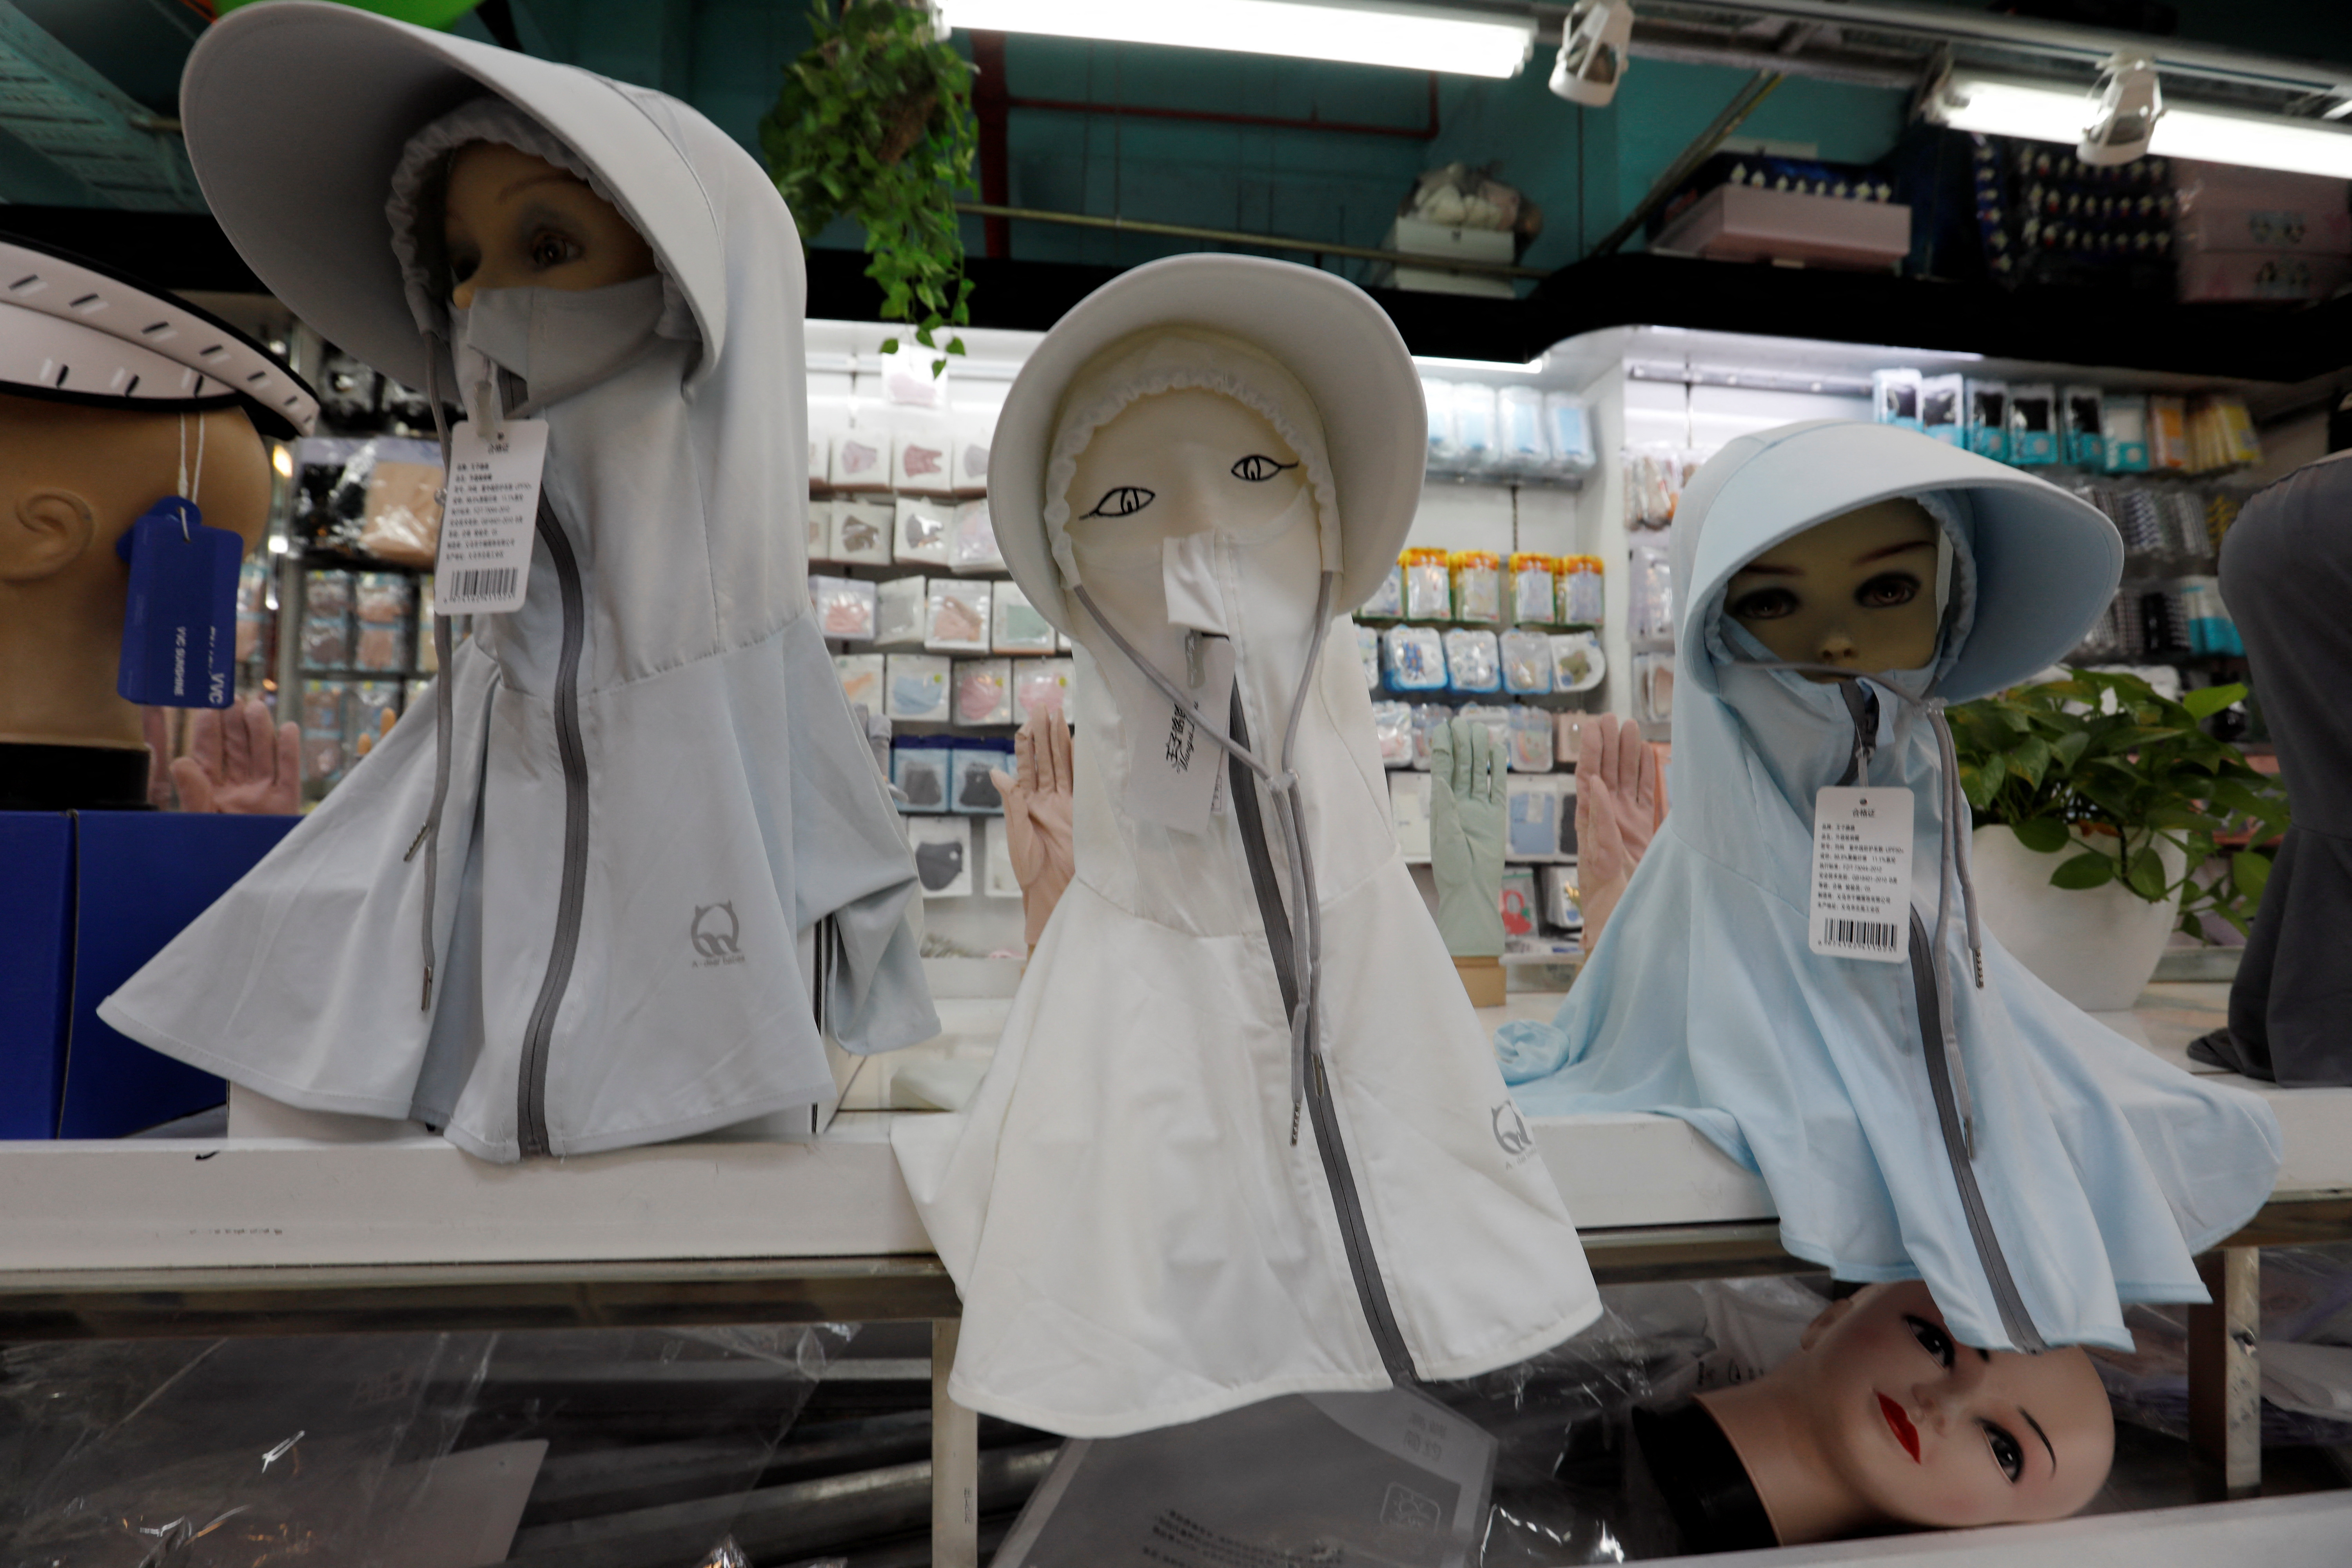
(1416, 355, 1544, 373)
(939, 0, 1536, 78)
(1929, 70, 2352, 180)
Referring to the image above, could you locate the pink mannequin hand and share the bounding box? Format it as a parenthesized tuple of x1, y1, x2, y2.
(991, 709, 1075, 948)
(1574, 713, 1663, 956)
(142, 706, 178, 809)
(170, 697, 302, 815)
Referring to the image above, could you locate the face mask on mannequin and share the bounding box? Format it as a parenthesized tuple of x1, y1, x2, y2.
(438, 141, 662, 409)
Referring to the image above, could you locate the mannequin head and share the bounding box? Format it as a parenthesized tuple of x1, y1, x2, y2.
(439, 141, 655, 307)
(0, 397, 271, 750)
(1697, 1281, 2113, 1543)
(1725, 498, 1941, 681)
(1064, 386, 1306, 571)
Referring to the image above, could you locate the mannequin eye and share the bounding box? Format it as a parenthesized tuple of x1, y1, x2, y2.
(1080, 486, 1155, 519)
(1857, 571, 1922, 609)
(1230, 454, 1297, 482)
(1904, 1313, 1956, 1370)
(1728, 586, 1798, 621)
(529, 229, 585, 270)
(1982, 1421, 2025, 1482)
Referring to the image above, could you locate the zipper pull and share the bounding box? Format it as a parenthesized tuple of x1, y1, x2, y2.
(1290, 1101, 1301, 1148)
(403, 821, 430, 862)
(1185, 628, 1204, 690)
(421, 961, 434, 1011)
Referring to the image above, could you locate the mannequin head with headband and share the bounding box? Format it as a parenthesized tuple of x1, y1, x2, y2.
(0, 397, 270, 758)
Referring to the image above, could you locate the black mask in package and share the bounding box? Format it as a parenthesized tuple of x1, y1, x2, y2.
(994, 1388, 1495, 1568)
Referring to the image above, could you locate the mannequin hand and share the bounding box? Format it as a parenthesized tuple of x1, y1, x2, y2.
(170, 697, 302, 815)
(1428, 716, 1506, 957)
(1573, 713, 1660, 956)
(991, 710, 1075, 948)
(142, 707, 178, 809)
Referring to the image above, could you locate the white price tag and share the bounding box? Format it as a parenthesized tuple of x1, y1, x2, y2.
(434, 419, 548, 615)
(1807, 786, 1912, 963)
(1122, 637, 1235, 835)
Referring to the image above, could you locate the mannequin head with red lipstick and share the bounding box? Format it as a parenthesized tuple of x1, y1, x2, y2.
(1697, 1280, 2114, 1543)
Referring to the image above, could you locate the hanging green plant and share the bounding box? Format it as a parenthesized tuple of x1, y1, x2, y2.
(760, 0, 978, 374)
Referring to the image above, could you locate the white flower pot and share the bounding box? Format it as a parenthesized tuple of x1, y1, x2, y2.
(1968, 825, 2185, 1013)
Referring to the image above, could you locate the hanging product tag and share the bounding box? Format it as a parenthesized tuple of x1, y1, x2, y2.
(1807, 786, 1913, 963)
(434, 417, 548, 615)
(1123, 637, 1236, 835)
(114, 499, 241, 709)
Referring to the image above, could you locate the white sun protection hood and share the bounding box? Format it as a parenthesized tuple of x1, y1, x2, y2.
(1509, 421, 2281, 1352)
(894, 257, 1600, 1438)
(100, 3, 936, 1161)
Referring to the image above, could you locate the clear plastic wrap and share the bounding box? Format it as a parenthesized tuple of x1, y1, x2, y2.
(1443, 628, 1501, 695)
(1452, 382, 1499, 470)
(831, 498, 893, 565)
(350, 681, 401, 760)
(1497, 385, 1549, 476)
(806, 497, 834, 561)
(1499, 628, 1553, 695)
(834, 652, 884, 712)
(1550, 630, 1605, 694)
(1507, 776, 1561, 857)
(1411, 703, 1450, 771)
(925, 581, 992, 653)
(874, 574, 928, 647)
(1384, 624, 1448, 692)
(1543, 392, 1594, 472)
(1627, 540, 1675, 651)
(1635, 652, 1676, 727)
(1354, 622, 1384, 690)
(353, 572, 415, 673)
(884, 653, 952, 722)
(1423, 376, 1460, 470)
(1361, 561, 1406, 620)
(1403, 548, 1452, 620)
(831, 424, 890, 490)
(953, 742, 1013, 813)
(991, 580, 1056, 653)
(301, 568, 355, 669)
(357, 439, 446, 566)
(893, 496, 952, 565)
(1507, 704, 1555, 772)
(1622, 445, 1692, 529)
(1458, 703, 1512, 751)
(1510, 554, 1555, 626)
(1014, 658, 1073, 723)
(1451, 550, 1503, 624)
(951, 500, 1004, 573)
(892, 408, 955, 494)
(1557, 555, 1604, 626)
(811, 574, 878, 641)
(953, 657, 1013, 726)
(1371, 700, 1416, 768)
(893, 742, 953, 810)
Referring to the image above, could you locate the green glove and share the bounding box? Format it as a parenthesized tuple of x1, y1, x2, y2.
(1428, 716, 1506, 957)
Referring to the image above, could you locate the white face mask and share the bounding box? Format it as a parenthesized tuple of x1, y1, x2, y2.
(448, 273, 666, 415)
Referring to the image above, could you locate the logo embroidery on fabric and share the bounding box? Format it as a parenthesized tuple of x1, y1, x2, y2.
(1491, 1100, 1534, 1159)
(691, 902, 745, 967)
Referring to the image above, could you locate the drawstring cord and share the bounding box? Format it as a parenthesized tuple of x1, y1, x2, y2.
(1071, 571, 1339, 1141)
(1738, 659, 1985, 1153)
(405, 332, 459, 1010)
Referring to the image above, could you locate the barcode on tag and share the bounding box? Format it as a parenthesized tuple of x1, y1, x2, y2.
(1807, 785, 1913, 965)
(1819, 918, 1898, 954)
(442, 567, 518, 606)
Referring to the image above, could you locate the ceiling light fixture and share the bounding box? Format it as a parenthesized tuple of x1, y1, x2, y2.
(937, 0, 1537, 78)
(1548, 0, 1635, 107)
(1927, 67, 2352, 180)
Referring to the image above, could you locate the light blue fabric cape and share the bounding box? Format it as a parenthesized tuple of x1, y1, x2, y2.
(1506, 420, 2282, 1353)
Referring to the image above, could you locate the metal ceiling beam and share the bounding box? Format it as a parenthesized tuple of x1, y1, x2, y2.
(0, 1, 198, 211)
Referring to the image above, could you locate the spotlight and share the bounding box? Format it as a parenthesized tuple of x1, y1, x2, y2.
(2080, 53, 2163, 166)
(1549, 0, 1633, 109)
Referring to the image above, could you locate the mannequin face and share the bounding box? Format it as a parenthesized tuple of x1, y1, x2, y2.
(442, 142, 656, 308)
(1064, 387, 1307, 575)
(1793, 1282, 2113, 1530)
(1725, 499, 1940, 681)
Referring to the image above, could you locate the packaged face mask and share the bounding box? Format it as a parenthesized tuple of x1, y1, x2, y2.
(831, 423, 890, 490)
(1550, 630, 1604, 693)
(874, 574, 928, 647)
(1500, 864, 1537, 938)
(892, 742, 951, 811)
(1389, 770, 1433, 858)
(1369, 700, 1415, 769)
(1359, 562, 1405, 620)
(952, 500, 1004, 573)
(1450, 552, 1502, 624)
(952, 407, 996, 495)
(1443, 628, 1501, 695)
(1499, 628, 1553, 695)
(1452, 381, 1498, 467)
(806, 498, 835, 562)
(1628, 541, 1674, 650)
(893, 408, 955, 494)
(1422, 377, 1459, 470)
(1507, 775, 1563, 858)
(884, 653, 951, 722)
(991, 579, 1055, 653)
(2103, 396, 2152, 472)
(1873, 367, 1923, 429)
(982, 817, 1023, 898)
(1920, 375, 1966, 448)
(1497, 385, 1548, 474)
(1402, 549, 1451, 619)
(1411, 703, 1450, 771)
(2063, 385, 2107, 468)
(1507, 703, 1555, 771)
(2009, 383, 2059, 465)
(1965, 379, 2010, 462)
(1543, 391, 1593, 470)
(1510, 554, 1555, 625)
(895, 496, 953, 566)
(906, 814, 973, 897)
(1557, 556, 1604, 626)
(831, 498, 893, 565)
(1011, 658, 1071, 724)
(952, 657, 1013, 726)
(1539, 864, 1582, 931)
(1458, 703, 1512, 752)
(926, 580, 992, 652)
(808, 397, 853, 487)
(1355, 623, 1383, 690)
(952, 742, 1012, 814)
(810, 574, 877, 641)
(833, 652, 884, 712)
(1383, 624, 1447, 692)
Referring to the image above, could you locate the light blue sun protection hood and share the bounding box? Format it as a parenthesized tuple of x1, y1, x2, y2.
(1506, 420, 2280, 1353)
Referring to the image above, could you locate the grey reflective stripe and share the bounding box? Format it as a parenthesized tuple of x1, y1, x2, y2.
(1907, 912, 2046, 1352)
(517, 498, 591, 1158)
(1225, 690, 1417, 1385)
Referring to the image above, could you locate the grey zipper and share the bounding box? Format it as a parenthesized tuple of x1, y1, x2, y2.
(1906, 912, 2046, 1352)
(516, 497, 591, 1158)
(1841, 691, 2044, 1352)
(1226, 690, 1417, 1384)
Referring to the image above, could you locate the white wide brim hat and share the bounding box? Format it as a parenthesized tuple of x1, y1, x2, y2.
(990, 254, 1427, 635)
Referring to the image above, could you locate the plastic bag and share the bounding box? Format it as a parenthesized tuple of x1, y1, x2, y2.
(1510, 554, 1555, 626)
(1372, 700, 1416, 768)
(1384, 625, 1448, 692)
(885, 653, 952, 722)
(894, 496, 952, 565)
(1403, 548, 1452, 620)
(1507, 704, 1554, 771)
(1362, 561, 1407, 620)
(1499, 628, 1553, 695)
(1356, 623, 1385, 690)
(1014, 659, 1073, 723)
(1443, 629, 1501, 695)
(1451, 551, 1503, 624)
(893, 742, 952, 810)
(811, 575, 877, 641)
(953, 658, 1013, 726)
(875, 575, 928, 646)
(926, 582, 992, 652)
(952, 500, 1004, 573)
(1628, 540, 1674, 651)
(991, 581, 1056, 653)
(1557, 556, 1604, 626)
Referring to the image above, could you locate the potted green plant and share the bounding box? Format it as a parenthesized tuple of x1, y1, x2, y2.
(760, 0, 977, 373)
(1947, 669, 2289, 1010)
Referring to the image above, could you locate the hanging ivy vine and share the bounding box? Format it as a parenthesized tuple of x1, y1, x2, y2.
(759, 0, 978, 373)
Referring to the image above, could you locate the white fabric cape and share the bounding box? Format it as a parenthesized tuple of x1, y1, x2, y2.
(894, 260, 1601, 1438)
(1504, 420, 2281, 1353)
(99, 5, 935, 1161)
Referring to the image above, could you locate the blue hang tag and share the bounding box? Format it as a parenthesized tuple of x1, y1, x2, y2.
(115, 499, 243, 709)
